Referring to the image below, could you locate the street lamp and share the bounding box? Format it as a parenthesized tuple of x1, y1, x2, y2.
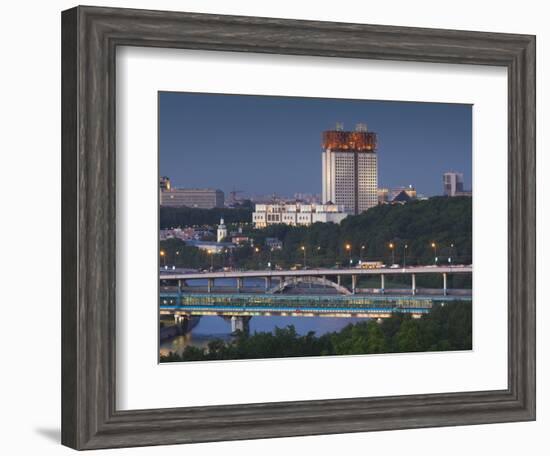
(208, 249, 214, 270)
(389, 242, 395, 265)
(160, 250, 166, 268)
(345, 243, 352, 266)
(175, 250, 180, 268)
(431, 242, 438, 265)
(449, 243, 454, 266)
(301, 245, 307, 268)
(403, 244, 408, 268)
(360, 244, 366, 263)
(254, 246, 260, 269)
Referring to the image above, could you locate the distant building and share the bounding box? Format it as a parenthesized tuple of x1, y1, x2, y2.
(231, 235, 253, 246)
(378, 185, 417, 204)
(377, 188, 390, 204)
(397, 185, 417, 200)
(185, 240, 235, 254)
(321, 123, 378, 215)
(392, 190, 413, 204)
(159, 227, 212, 241)
(443, 172, 464, 197)
(265, 237, 283, 250)
(160, 188, 224, 208)
(159, 176, 171, 191)
(293, 192, 320, 204)
(217, 218, 227, 243)
(252, 203, 347, 228)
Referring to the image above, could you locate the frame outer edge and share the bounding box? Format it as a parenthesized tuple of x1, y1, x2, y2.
(60, 6, 537, 449)
(522, 35, 536, 419)
(61, 6, 79, 450)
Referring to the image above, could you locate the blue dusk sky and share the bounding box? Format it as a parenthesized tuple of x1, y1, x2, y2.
(159, 92, 472, 197)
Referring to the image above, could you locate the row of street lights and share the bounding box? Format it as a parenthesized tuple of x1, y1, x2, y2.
(161, 240, 458, 270)
(298, 241, 448, 268)
(342, 241, 456, 267)
(160, 249, 181, 264)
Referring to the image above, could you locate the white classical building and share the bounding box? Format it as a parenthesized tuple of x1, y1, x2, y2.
(252, 203, 347, 228)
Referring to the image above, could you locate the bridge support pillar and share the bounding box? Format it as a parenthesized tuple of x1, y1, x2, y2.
(351, 275, 357, 294)
(230, 316, 250, 334)
(264, 276, 272, 291)
(207, 278, 214, 293)
(337, 275, 341, 286)
(177, 280, 183, 305)
(412, 273, 416, 296)
(279, 276, 286, 293)
(236, 277, 243, 293)
(174, 314, 191, 332)
(380, 274, 385, 294)
(177, 279, 187, 295)
(443, 272, 447, 296)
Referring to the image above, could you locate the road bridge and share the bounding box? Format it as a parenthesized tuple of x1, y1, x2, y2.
(160, 265, 472, 296)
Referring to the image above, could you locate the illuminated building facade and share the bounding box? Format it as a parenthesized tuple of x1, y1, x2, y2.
(252, 203, 347, 228)
(159, 176, 171, 191)
(321, 123, 378, 215)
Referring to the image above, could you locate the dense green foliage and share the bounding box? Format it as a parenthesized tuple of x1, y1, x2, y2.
(160, 301, 472, 362)
(251, 196, 472, 267)
(160, 206, 253, 229)
(160, 197, 472, 286)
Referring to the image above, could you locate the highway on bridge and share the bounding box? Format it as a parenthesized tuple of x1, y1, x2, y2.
(160, 265, 472, 281)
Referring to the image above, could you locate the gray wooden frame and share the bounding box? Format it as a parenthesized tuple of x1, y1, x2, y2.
(61, 5, 536, 450)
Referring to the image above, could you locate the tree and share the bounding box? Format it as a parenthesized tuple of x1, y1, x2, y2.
(159, 302, 472, 362)
(395, 319, 421, 352)
(366, 320, 387, 353)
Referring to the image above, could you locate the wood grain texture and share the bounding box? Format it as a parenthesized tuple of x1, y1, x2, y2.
(61, 5, 536, 450)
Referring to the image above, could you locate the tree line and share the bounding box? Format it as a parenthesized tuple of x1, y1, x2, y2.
(160, 197, 472, 273)
(160, 205, 253, 229)
(160, 301, 472, 362)
(251, 196, 472, 267)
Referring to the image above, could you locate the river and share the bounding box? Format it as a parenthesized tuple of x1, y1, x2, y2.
(159, 277, 375, 357)
(159, 314, 368, 357)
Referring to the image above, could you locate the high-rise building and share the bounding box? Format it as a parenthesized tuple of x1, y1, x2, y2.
(443, 172, 464, 197)
(160, 188, 224, 208)
(321, 123, 378, 215)
(159, 176, 171, 191)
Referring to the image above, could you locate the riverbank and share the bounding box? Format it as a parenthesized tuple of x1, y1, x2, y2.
(159, 314, 367, 357)
(159, 316, 200, 341)
(160, 301, 472, 362)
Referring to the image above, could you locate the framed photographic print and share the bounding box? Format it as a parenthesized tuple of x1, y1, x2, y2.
(61, 5, 536, 450)
(157, 92, 474, 364)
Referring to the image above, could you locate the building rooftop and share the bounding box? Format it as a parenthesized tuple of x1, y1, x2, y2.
(322, 128, 377, 152)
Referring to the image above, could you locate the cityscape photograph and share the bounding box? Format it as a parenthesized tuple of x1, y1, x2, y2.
(158, 91, 473, 363)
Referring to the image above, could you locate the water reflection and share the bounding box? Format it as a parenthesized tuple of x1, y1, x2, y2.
(159, 315, 368, 357)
